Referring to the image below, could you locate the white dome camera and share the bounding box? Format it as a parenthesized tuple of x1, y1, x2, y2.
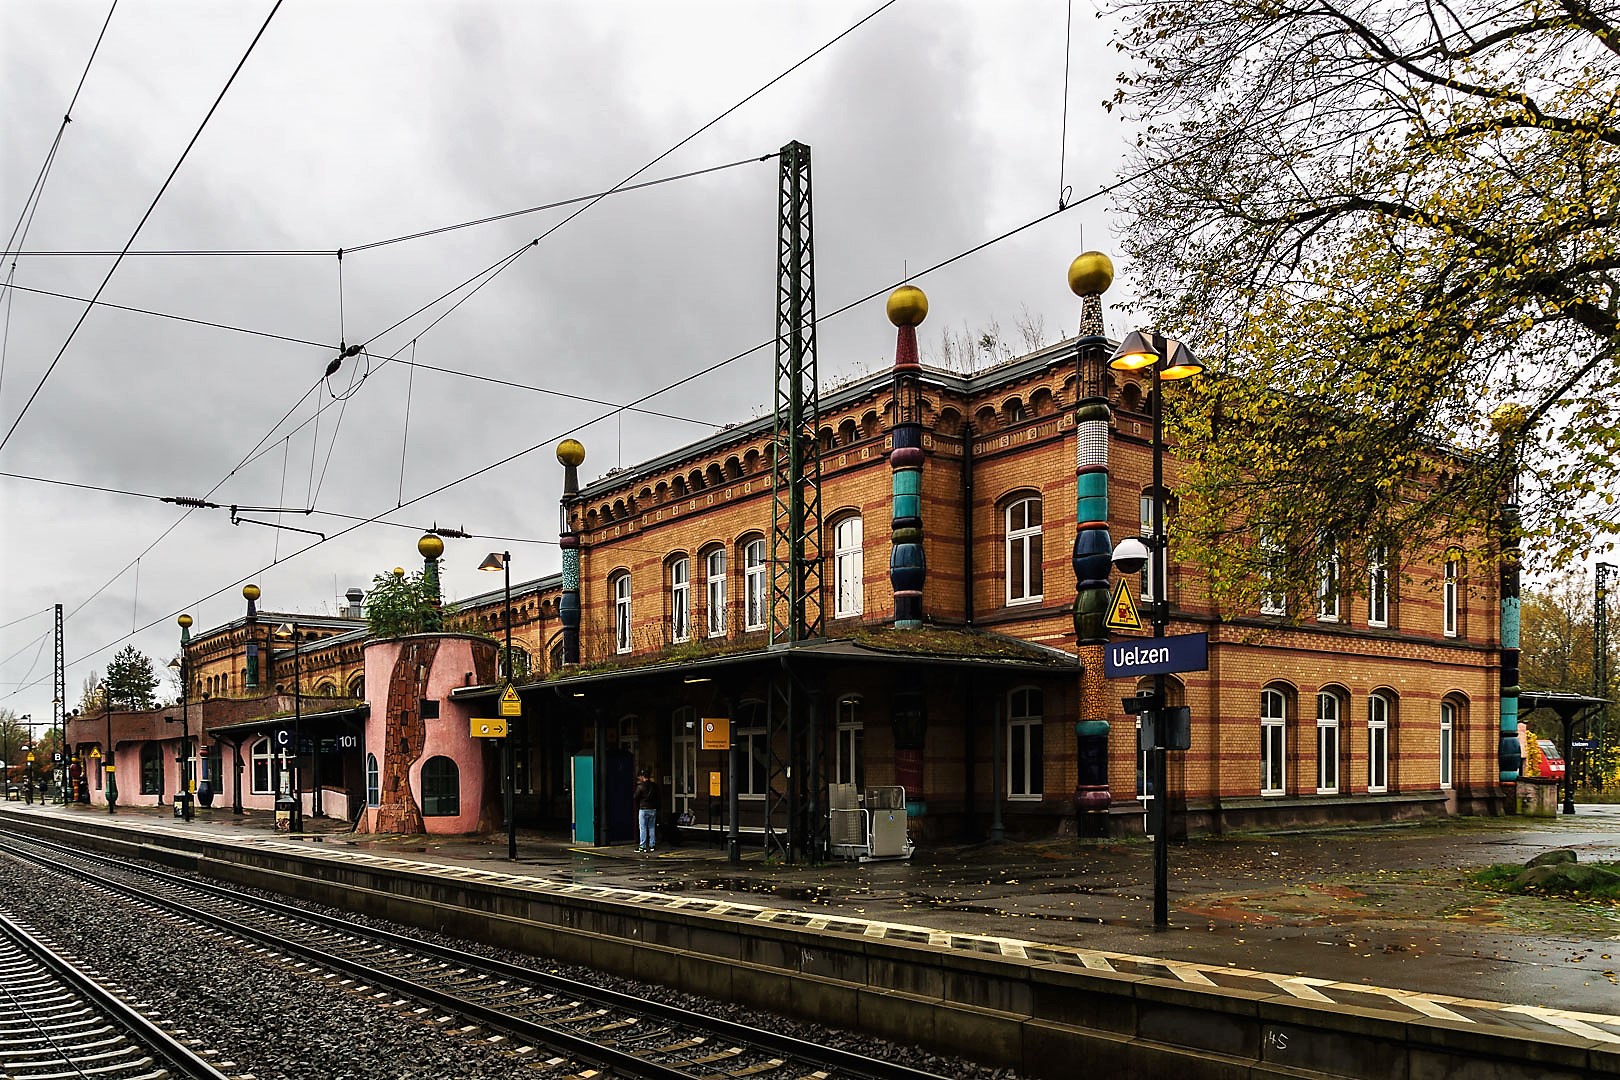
(1112, 536, 1151, 576)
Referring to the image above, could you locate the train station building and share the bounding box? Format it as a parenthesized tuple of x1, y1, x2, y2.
(65, 256, 1511, 850)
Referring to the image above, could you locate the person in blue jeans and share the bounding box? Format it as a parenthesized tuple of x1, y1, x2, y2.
(633, 770, 658, 852)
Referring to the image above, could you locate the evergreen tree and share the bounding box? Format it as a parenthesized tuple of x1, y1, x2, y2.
(103, 645, 159, 710)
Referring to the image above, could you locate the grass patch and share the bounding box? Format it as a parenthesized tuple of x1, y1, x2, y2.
(1471, 859, 1620, 902)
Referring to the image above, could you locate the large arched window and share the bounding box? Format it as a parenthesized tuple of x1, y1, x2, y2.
(833, 515, 863, 618)
(421, 756, 459, 816)
(366, 753, 380, 807)
(743, 537, 767, 631)
(1005, 496, 1043, 605)
(1261, 688, 1287, 796)
(1007, 687, 1043, 799)
(705, 546, 728, 637)
(612, 571, 632, 654)
(669, 555, 690, 643)
(1440, 700, 1457, 789)
(347, 673, 365, 698)
(140, 743, 164, 796)
(1316, 690, 1342, 794)
(1368, 693, 1391, 793)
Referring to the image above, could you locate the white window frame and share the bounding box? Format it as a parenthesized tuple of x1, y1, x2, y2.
(1443, 557, 1459, 638)
(1367, 545, 1389, 627)
(1260, 531, 1286, 616)
(1007, 687, 1044, 799)
(1317, 539, 1340, 622)
(365, 753, 380, 807)
(1316, 691, 1340, 794)
(1005, 496, 1043, 605)
(834, 516, 864, 618)
(1261, 689, 1286, 796)
(250, 738, 273, 795)
(671, 706, 696, 817)
(1139, 492, 1159, 603)
(744, 538, 767, 631)
(670, 557, 690, 644)
(835, 697, 864, 790)
(705, 547, 727, 637)
(1439, 702, 1455, 789)
(1368, 693, 1389, 793)
(613, 572, 632, 654)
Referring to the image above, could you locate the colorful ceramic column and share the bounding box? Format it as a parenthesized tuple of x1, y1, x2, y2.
(1492, 404, 1525, 785)
(558, 438, 586, 666)
(418, 533, 444, 632)
(243, 583, 260, 690)
(887, 284, 928, 628)
(1069, 251, 1116, 820)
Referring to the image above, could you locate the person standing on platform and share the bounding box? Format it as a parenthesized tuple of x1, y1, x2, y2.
(634, 770, 658, 853)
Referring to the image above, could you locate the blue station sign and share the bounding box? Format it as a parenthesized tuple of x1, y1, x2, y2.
(1104, 632, 1210, 678)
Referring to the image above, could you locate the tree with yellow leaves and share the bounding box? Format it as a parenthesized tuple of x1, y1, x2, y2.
(1104, 0, 1619, 608)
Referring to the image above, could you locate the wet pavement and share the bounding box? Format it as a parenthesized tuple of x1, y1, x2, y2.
(9, 798, 1620, 1019)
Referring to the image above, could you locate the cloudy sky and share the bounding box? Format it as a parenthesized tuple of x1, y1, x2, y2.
(0, 0, 1139, 724)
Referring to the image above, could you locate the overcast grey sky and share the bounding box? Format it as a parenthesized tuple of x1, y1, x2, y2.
(0, 0, 1139, 724)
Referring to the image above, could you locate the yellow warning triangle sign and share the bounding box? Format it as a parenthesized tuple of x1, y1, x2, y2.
(1106, 578, 1143, 632)
(499, 683, 522, 718)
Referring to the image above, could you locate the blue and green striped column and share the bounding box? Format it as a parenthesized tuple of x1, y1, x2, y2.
(887, 285, 928, 629)
(558, 439, 586, 666)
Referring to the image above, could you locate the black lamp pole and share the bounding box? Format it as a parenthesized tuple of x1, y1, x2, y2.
(481, 551, 517, 861)
(5, 715, 19, 800)
(103, 696, 117, 813)
(276, 621, 304, 833)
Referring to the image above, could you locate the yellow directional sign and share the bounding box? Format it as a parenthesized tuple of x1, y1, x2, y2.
(499, 684, 522, 718)
(1106, 578, 1143, 632)
(471, 718, 508, 738)
(701, 717, 729, 752)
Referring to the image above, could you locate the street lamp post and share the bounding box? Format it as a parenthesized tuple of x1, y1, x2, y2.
(480, 550, 518, 862)
(1109, 329, 1204, 930)
(167, 613, 195, 823)
(275, 621, 304, 833)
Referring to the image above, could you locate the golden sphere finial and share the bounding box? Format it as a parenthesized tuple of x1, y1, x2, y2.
(1489, 401, 1528, 435)
(886, 284, 929, 327)
(177, 613, 193, 628)
(1067, 251, 1115, 297)
(557, 438, 586, 467)
(242, 584, 260, 602)
(392, 566, 405, 579)
(418, 533, 445, 560)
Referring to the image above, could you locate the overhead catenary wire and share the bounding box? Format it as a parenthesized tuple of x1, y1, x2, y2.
(0, 280, 335, 349)
(0, 0, 286, 455)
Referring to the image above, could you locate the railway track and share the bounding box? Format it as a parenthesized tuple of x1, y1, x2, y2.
(0, 908, 237, 1080)
(0, 832, 958, 1080)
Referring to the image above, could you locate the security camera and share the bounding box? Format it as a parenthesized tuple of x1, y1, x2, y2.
(1112, 536, 1151, 576)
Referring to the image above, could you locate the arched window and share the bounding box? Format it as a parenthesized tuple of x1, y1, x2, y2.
(140, 743, 164, 796)
(421, 756, 459, 816)
(1316, 690, 1341, 794)
(503, 646, 531, 680)
(1005, 496, 1043, 605)
(1259, 529, 1286, 616)
(1368, 693, 1391, 793)
(250, 738, 273, 794)
(1440, 701, 1456, 789)
(705, 546, 728, 637)
(1443, 555, 1461, 637)
(743, 537, 767, 631)
(1261, 688, 1287, 796)
(366, 753, 380, 807)
(833, 515, 863, 618)
(612, 571, 632, 654)
(1367, 545, 1390, 627)
(1008, 687, 1043, 799)
(347, 673, 365, 698)
(1316, 537, 1341, 622)
(669, 555, 690, 644)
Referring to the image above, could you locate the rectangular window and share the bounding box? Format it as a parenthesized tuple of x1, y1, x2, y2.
(835, 698, 864, 790)
(1007, 688, 1044, 798)
(1005, 497, 1044, 605)
(1317, 539, 1340, 622)
(614, 574, 632, 654)
(1367, 545, 1389, 627)
(744, 539, 767, 631)
(741, 726, 769, 797)
(1440, 703, 1455, 789)
(1443, 558, 1459, 638)
(834, 517, 864, 618)
(670, 558, 690, 644)
(1316, 693, 1340, 794)
(1140, 493, 1158, 603)
(1261, 690, 1286, 796)
(1260, 531, 1286, 616)
(1368, 695, 1389, 793)
(706, 548, 727, 637)
(672, 707, 696, 818)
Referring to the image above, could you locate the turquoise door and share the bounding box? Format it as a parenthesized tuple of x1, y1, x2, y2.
(571, 755, 594, 844)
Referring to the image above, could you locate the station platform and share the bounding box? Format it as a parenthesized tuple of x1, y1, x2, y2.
(5, 797, 1620, 1034)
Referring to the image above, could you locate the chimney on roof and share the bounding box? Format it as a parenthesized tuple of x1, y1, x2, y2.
(345, 588, 365, 619)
